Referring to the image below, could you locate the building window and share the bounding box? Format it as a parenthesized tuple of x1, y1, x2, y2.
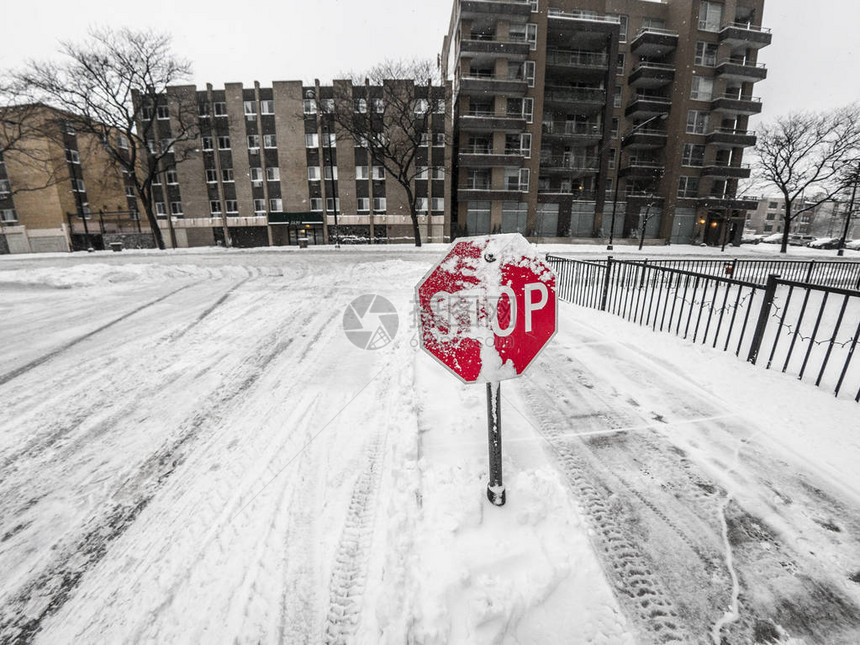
(695, 42, 718, 67)
(416, 197, 428, 212)
(526, 23, 537, 49)
(617, 53, 625, 76)
(686, 110, 709, 134)
(431, 197, 444, 212)
(166, 168, 178, 184)
(608, 148, 616, 169)
(357, 197, 370, 212)
(416, 166, 429, 180)
(266, 167, 280, 181)
(254, 199, 266, 212)
(205, 168, 217, 183)
(222, 168, 234, 182)
(147, 139, 157, 153)
(213, 102, 227, 116)
(270, 198, 283, 211)
(432, 167, 445, 180)
(141, 106, 153, 120)
(611, 118, 619, 139)
(616, 15, 629, 42)
(247, 135, 260, 150)
(243, 101, 257, 116)
(154, 202, 166, 216)
(614, 85, 622, 109)
(372, 166, 385, 180)
(250, 167, 263, 183)
(65, 149, 80, 164)
(308, 166, 321, 180)
(198, 102, 210, 117)
(260, 100, 274, 115)
(432, 133, 444, 147)
(305, 133, 319, 148)
(699, 1, 723, 32)
(0, 180, 11, 196)
(62, 121, 76, 135)
(373, 98, 384, 114)
(768, 201, 778, 209)
(170, 201, 183, 215)
(152, 174, 161, 186)
(765, 212, 776, 221)
(354, 98, 367, 114)
(118, 135, 129, 150)
(157, 105, 170, 120)
(202, 136, 213, 151)
(310, 198, 322, 211)
(690, 76, 714, 101)
(0, 209, 18, 222)
(682, 144, 706, 166)
(125, 185, 135, 197)
(210, 200, 222, 214)
(326, 197, 340, 211)
(218, 136, 231, 150)
(323, 166, 338, 180)
(303, 99, 317, 115)
(263, 134, 277, 149)
(373, 197, 386, 212)
(225, 200, 238, 213)
(72, 178, 86, 192)
(678, 176, 700, 198)
(414, 99, 429, 115)
(322, 132, 336, 147)
(321, 98, 334, 113)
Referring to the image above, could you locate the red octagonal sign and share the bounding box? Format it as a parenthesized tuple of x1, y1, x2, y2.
(416, 233, 557, 383)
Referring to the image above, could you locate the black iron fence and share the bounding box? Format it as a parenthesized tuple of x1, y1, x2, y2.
(628, 258, 860, 290)
(547, 255, 860, 402)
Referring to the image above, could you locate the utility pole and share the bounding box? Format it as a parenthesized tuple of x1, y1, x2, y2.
(837, 166, 858, 257)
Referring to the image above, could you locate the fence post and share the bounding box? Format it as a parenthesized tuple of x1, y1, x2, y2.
(600, 256, 614, 311)
(747, 273, 780, 364)
(804, 260, 816, 284)
(639, 259, 648, 289)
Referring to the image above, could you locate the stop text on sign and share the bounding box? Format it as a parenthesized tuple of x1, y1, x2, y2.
(415, 233, 558, 384)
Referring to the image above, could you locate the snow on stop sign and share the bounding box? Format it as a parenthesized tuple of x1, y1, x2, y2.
(416, 233, 557, 383)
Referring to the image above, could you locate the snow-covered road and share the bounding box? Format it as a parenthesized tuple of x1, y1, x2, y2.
(1, 247, 859, 644)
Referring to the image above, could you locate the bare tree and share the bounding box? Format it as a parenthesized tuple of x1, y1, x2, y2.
(15, 28, 198, 249)
(754, 103, 860, 253)
(322, 59, 446, 247)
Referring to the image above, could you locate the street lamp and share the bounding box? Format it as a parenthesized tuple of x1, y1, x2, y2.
(607, 113, 668, 250)
(322, 121, 340, 249)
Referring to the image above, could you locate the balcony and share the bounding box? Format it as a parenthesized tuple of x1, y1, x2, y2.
(705, 128, 757, 148)
(461, 0, 531, 21)
(460, 38, 530, 60)
(459, 149, 526, 167)
(699, 194, 760, 210)
(630, 27, 679, 57)
(622, 129, 668, 149)
(541, 122, 603, 144)
(543, 87, 606, 114)
(711, 94, 762, 117)
(458, 187, 529, 202)
(460, 74, 528, 96)
(547, 9, 621, 48)
(537, 188, 598, 200)
(459, 112, 527, 132)
(625, 96, 672, 119)
(539, 156, 600, 176)
(545, 49, 608, 80)
(618, 161, 664, 179)
(719, 22, 772, 50)
(628, 62, 675, 89)
(715, 58, 767, 83)
(701, 163, 751, 179)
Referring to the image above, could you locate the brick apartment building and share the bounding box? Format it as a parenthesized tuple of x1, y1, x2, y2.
(746, 197, 858, 240)
(442, 0, 770, 245)
(0, 105, 147, 253)
(137, 80, 451, 247)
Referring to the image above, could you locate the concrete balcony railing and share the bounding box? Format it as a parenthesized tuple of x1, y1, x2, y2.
(625, 96, 672, 118)
(628, 62, 675, 89)
(545, 49, 609, 70)
(715, 58, 767, 83)
(461, 0, 532, 21)
(701, 163, 752, 179)
(710, 94, 762, 116)
(460, 38, 531, 59)
(719, 22, 772, 49)
(459, 112, 528, 132)
(459, 75, 529, 96)
(705, 128, 757, 148)
(630, 27, 679, 57)
(543, 87, 606, 113)
(622, 129, 668, 149)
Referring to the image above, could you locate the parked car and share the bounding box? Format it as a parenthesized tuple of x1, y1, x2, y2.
(760, 233, 784, 244)
(788, 234, 814, 246)
(741, 233, 765, 244)
(807, 237, 841, 249)
(845, 239, 860, 251)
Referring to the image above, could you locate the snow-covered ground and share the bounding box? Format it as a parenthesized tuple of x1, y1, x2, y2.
(1, 244, 859, 644)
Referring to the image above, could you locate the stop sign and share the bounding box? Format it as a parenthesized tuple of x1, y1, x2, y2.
(415, 233, 557, 383)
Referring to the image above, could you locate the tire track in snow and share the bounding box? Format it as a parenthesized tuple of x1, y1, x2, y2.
(323, 435, 385, 645)
(0, 307, 308, 644)
(0, 284, 190, 387)
(520, 380, 689, 644)
(168, 277, 249, 341)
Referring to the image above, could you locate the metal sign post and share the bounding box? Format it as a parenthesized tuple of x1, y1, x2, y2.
(486, 381, 505, 505)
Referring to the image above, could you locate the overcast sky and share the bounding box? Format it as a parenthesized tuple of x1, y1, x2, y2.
(2, 0, 858, 125)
